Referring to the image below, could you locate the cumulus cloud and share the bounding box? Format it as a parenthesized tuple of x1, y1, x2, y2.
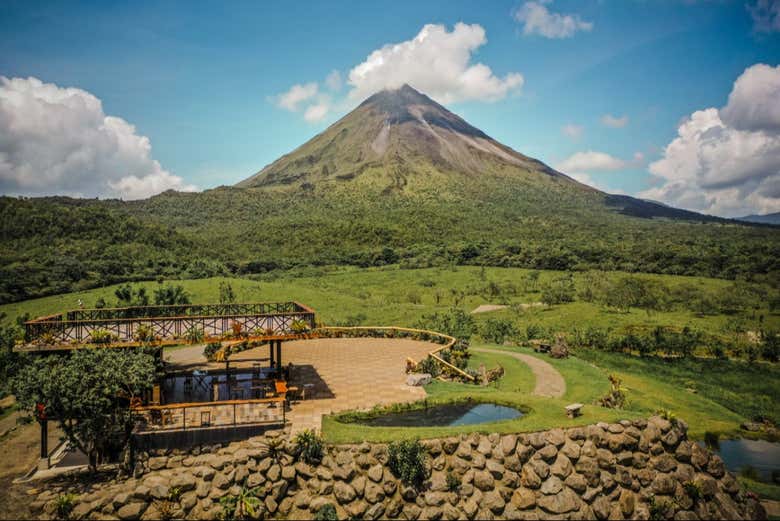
(601, 114, 629, 128)
(748, 0, 780, 33)
(275, 82, 319, 111)
(640, 64, 780, 217)
(0, 76, 195, 200)
(325, 70, 342, 92)
(346, 23, 523, 104)
(556, 150, 629, 174)
(561, 124, 583, 140)
(273, 23, 524, 122)
(513, 0, 593, 39)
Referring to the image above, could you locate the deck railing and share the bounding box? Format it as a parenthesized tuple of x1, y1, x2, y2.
(23, 301, 316, 348)
(132, 396, 287, 434)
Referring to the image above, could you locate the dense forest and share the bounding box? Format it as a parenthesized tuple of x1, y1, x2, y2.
(1, 185, 778, 304)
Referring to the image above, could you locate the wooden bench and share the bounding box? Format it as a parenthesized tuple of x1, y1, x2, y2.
(532, 342, 551, 354)
(565, 403, 583, 418)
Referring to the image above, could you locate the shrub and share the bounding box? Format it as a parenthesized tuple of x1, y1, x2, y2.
(683, 480, 702, 503)
(133, 324, 153, 343)
(740, 465, 759, 480)
(414, 308, 476, 341)
(480, 318, 517, 344)
(204, 342, 223, 361)
(540, 275, 576, 306)
(184, 327, 204, 344)
(446, 470, 460, 492)
(89, 329, 115, 344)
(417, 357, 440, 377)
(703, 431, 720, 450)
(314, 503, 338, 521)
(387, 439, 429, 488)
(55, 494, 77, 519)
(290, 319, 311, 333)
(294, 429, 324, 464)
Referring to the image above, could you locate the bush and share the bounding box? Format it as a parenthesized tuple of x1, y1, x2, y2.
(540, 275, 576, 306)
(414, 308, 476, 341)
(683, 481, 702, 503)
(480, 318, 517, 344)
(184, 327, 205, 344)
(55, 494, 77, 519)
(314, 503, 338, 521)
(703, 431, 720, 450)
(417, 357, 440, 377)
(294, 429, 324, 464)
(204, 342, 223, 361)
(89, 329, 115, 344)
(387, 439, 429, 488)
(446, 470, 460, 492)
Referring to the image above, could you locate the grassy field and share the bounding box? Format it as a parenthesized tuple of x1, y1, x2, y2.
(2, 266, 777, 336)
(321, 348, 636, 444)
(2, 267, 777, 443)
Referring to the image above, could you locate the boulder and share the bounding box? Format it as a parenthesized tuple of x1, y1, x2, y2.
(406, 373, 432, 386)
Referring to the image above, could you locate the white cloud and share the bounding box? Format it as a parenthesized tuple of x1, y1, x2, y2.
(346, 23, 523, 104)
(513, 0, 593, 39)
(304, 99, 331, 123)
(0, 76, 196, 200)
(748, 0, 780, 33)
(274, 23, 524, 123)
(556, 150, 628, 174)
(640, 64, 780, 217)
(568, 172, 625, 194)
(275, 82, 318, 112)
(325, 70, 342, 92)
(601, 114, 629, 128)
(720, 63, 780, 132)
(561, 124, 583, 141)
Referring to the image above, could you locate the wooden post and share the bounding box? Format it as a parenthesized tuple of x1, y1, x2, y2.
(276, 340, 282, 372)
(269, 341, 275, 368)
(40, 420, 48, 459)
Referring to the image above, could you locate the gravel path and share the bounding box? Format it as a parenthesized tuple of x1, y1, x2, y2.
(473, 347, 567, 398)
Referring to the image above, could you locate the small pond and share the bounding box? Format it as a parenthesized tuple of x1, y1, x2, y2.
(700, 438, 780, 483)
(356, 402, 523, 428)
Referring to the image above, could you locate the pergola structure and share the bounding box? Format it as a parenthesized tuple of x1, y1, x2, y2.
(19, 301, 316, 351)
(19, 301, 317, 467)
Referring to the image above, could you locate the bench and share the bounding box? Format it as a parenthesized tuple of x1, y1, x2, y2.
(565, 403, 583, 418)
(533, 342, 551, 354)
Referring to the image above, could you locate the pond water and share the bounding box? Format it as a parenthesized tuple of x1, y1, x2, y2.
(356, 402, 523, 428)
(702, 438, 780, 483)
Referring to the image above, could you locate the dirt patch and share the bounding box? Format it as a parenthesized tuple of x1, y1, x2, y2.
(471, 304, 508, 314)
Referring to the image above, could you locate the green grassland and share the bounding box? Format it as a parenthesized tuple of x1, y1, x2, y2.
(2, 266, 777, 442)
(2, 266, 777, 334)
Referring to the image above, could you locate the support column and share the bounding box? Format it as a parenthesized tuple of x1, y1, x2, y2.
(38, 420, 50, 470)
(276, 340, 282, 373)
(269, 341, 275, 368)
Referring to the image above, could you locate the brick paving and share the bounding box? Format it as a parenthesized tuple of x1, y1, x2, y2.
(165, 338, 437, 433)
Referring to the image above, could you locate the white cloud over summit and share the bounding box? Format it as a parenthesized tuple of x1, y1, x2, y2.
(273, 23, 524, 122)
(513, 0, 593, 39)
(0, 76, 195, 200)
(640, 64, 780, 217)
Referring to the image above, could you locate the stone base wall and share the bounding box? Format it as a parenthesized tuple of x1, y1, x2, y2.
(30, 417, 766, 520)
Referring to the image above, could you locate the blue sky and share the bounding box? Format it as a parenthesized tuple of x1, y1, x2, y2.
(1, 0, 779, 216)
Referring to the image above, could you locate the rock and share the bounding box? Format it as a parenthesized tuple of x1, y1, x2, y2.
(651, 474, 676, 495)
(364, 482, 385, 504)
(511, 487, 536, 510)
(406, 373, 432, 386)
(537, 487, 581, 514)
(112, 492, 131, 509)
(591, 495, 610, 520)
(477, 438, 493, 455)
(619, 489, 635, 517)
(675, 441, 693, 462)
(691, 443, 710, 470)
(334, 482, 357, 504)
(420, 506, 442, 520)
(565, 472, 588, 493)
(333, 463, 355, 481)
(652, 454, 678, 473)
(561, 442, 581, 461)
(148, 457, 167, 471)
(500, 435, 517, 456)
(541, 476, 563, 495)
(264, 495, 278, 514)
(267, 464, 281, 482)
(347, 500, 368, 518)
(117, 502, 147, 520)
(607, 424, 624, 434)
(648, 416, 672, 433)
(366, 464, 383, 483)
(480, 490, 506, 514)
(545, 429, 566, 447)
(281, 465, 296, 481)
(551, 454, 573, 479)
(486, 460, 504, 480)
(530, 459, 550, 480)
(520, 466, 541, 489)
(515, 444, 533, 464)
(474, 470, 495, 491)
(741, 421, 762, 432)
(503, 455, 522, 472)
(456, 442, 473, 461)
(425, 491, 447, 506)
(171, 473, 197, 492)
(707, 455, 725, 478)
(536, 444, 558, 462)
(211, 472, 232, 490)
(442, 437, 459, 454)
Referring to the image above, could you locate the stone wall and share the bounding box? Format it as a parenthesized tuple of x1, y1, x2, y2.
(29, 417, 766, 520)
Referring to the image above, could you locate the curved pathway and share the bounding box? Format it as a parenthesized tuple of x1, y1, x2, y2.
(473, 347, 567, 398)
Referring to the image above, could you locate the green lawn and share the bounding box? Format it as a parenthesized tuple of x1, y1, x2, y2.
(738, 477, 780, 501)
(321, 348, 638, 444)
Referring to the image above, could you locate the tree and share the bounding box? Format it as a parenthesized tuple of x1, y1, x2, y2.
(540, 275, 576, 306)
(219, 281, 236, 304)
(153, 284, 191, 306)
(0, 314, 25, 397)
(415, 308, 476, 341)
(115, 284, 149, 307)
(12, 348, 157, 470)
(480, 318, 517, 345)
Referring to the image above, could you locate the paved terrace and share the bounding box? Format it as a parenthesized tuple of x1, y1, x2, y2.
(164, 337, 436, 433)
